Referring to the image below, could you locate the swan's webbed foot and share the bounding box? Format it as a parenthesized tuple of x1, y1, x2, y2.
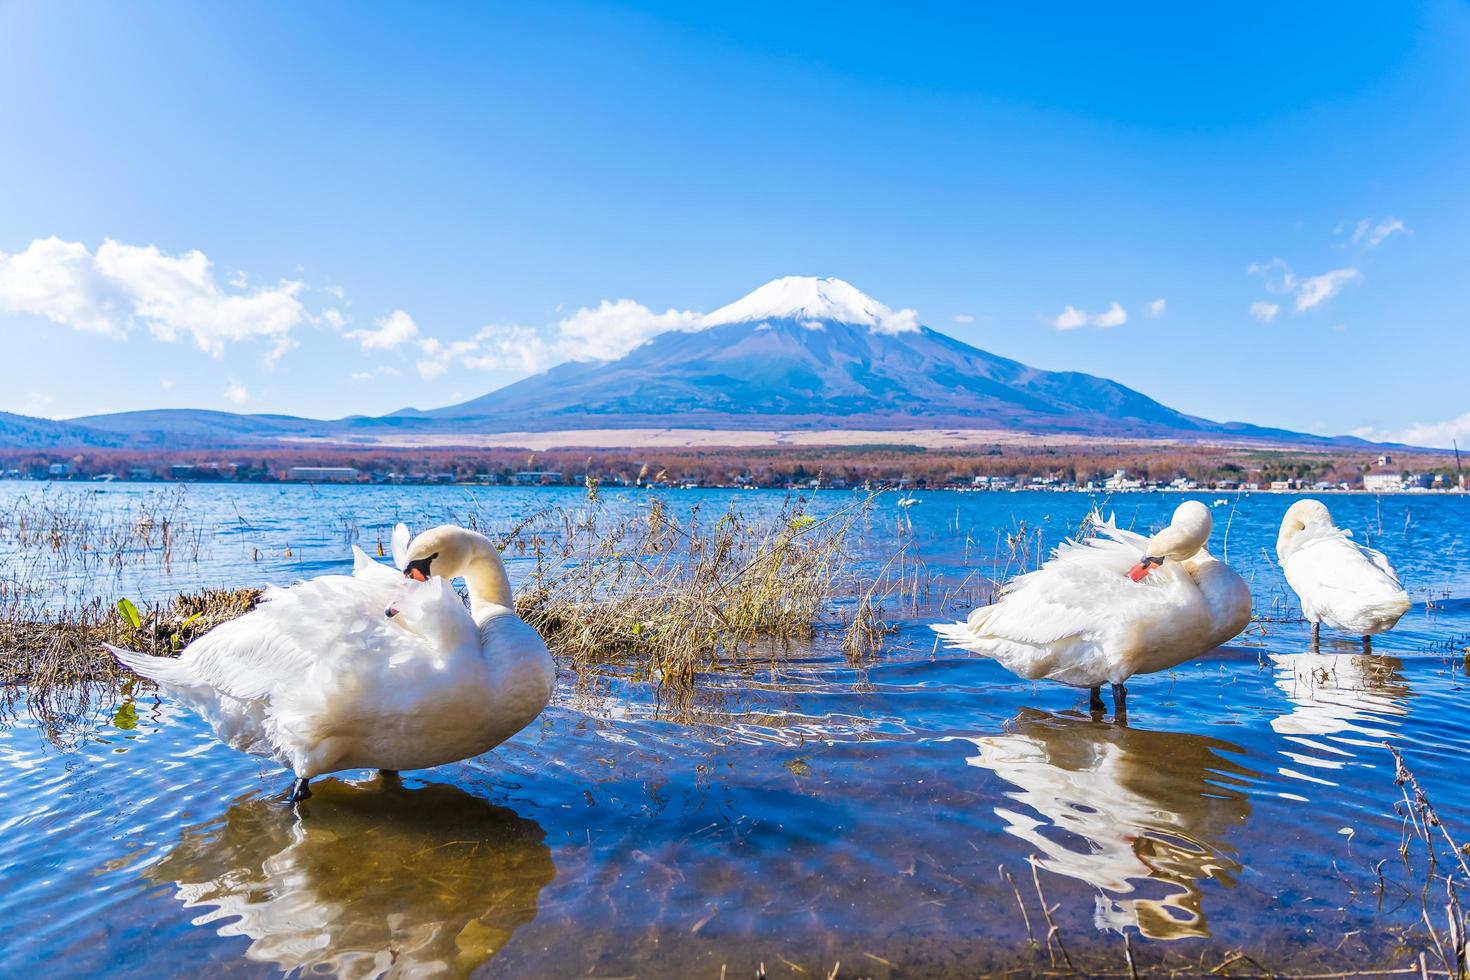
(1089, 686, 1106, 717)
(1111, 683, 1128, 723)
(280, 777, 312, 804)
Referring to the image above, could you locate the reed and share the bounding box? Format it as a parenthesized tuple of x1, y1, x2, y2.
(512, 491, 874, 684)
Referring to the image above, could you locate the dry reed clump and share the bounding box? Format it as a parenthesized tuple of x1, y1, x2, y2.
(512, 494, 873, 684)
(0, 589, 261, 688)
(0, 588, 260, 741)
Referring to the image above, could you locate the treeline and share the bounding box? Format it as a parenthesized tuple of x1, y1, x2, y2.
(1, 440, 1458, 487)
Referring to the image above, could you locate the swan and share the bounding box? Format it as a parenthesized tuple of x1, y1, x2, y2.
(107, 523, 555, 802)
(932, 501, 1251, 715)
(1276, 499, 1410, 652)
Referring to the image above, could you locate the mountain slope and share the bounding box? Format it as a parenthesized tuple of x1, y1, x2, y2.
(423, 277, 1287, 438)
(2, 277, 1365, 448)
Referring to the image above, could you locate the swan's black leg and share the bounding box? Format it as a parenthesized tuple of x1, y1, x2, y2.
(1363, 634, 1372, 655)
(282, 777, 311, 803)
(1311, 621, 1320, 651)
(1089, 686, 1105, 716)
(1111, 683, 1128, 722)
(379, 769, 401, 785)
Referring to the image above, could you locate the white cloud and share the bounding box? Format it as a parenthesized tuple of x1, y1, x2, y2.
(346, 308, 418, 350)
(223, 379, 248, 405)
(1249, 258, 1360, 314)
(160, 378, 175, 390)
(350, 366, 402, 382)
(1051, 306, 1090, 331)
(1093, 302, 1127, 328)
(873, 307, 920, 335)
(0, 237, 123, 335)
(0, 236, 309, 356)
(1351, 216, 1407, 248)
(556, 298, 703, 361)
(1249, 301, 1280, 324)
(1051, 301, 1127, 330)
(1354, 412, 1470, 449)
(1292, 268, 1360, 311)
(460, 324, 559, 374)
(413, 299, 703, 379)
(953, 313, 975, 324)
(1146, 298, 1166, 318)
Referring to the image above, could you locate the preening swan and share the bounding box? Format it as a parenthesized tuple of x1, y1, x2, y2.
(932, 501, 1251, 715)
(1276, 499, 1410, 652)
(107, 523, 555, 802)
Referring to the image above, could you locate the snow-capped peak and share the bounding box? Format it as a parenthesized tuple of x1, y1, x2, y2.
(701, 276, 920, 334)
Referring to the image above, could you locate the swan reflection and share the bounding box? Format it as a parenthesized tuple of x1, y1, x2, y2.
(1268, 652, 1410, 791)
(951, 709, 1253, 940)
(145, 778, 554, 978)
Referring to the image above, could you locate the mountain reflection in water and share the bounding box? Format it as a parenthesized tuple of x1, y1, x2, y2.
(144, 778, 554, 978)
(949, 709, 1254, 940)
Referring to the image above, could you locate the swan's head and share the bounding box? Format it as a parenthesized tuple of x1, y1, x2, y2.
(1127, 501, 1213, 581)
(399, 524, 496, 582)
(1276, 499, 1334, 562)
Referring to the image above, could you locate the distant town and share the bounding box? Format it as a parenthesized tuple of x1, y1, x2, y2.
(2, 445, 1464, 494)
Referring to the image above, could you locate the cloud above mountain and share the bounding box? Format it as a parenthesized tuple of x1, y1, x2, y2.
(0, 237, 318, 358)
(1249, 258, 1360, 314)
(1049, 301, 1127, 330)
(412, 277, 920, 377)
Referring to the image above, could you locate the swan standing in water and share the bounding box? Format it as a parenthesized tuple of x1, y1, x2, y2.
(108, 523, 555, 802)
(1276, 499, 1410, 652)
(933, 501, 1251, 716)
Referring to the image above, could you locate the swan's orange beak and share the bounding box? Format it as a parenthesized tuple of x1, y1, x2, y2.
(406, 568, 427, 582)
(1127, 556, 1163, 582)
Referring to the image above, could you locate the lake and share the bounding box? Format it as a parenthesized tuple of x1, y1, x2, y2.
(2, 482, 1467, 977)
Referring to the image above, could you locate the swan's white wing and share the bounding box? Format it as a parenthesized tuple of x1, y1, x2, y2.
(172, 571, 429, 702)
(353, 545, 403, 585)
(391, 522, 412, 571)
(169, 612, 322, 701)
(1359, 542, 1403, 587)
(387, 575, 479, 654)
(1282, 525, 1409, 633)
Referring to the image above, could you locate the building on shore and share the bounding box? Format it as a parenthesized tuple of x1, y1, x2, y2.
(285, 466, 359, 482)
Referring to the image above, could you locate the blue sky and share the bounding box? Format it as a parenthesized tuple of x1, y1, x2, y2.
(1, 2, 1466, 444)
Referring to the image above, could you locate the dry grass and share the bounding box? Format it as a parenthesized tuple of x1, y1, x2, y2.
(512, 492, 876, 684)
(0, 487, 894, 726)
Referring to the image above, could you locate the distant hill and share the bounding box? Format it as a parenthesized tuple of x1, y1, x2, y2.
(0, 411, 126, 448)
(2, 276, 1376, 450)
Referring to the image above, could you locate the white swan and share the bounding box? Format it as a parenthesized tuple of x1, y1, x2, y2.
(1276, 499, 1410, 651)
(108, 523, 555, 802)
(932, 501, 1251, 714)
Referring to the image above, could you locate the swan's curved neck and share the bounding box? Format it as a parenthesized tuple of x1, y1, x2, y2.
(460, 545, 514, 620)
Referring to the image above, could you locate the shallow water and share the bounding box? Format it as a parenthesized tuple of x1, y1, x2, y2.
(2, 483, 1468, 976)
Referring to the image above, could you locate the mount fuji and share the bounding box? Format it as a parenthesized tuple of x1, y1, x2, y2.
(414, 276, 1301, 440)
(8, 276, 1353, 448)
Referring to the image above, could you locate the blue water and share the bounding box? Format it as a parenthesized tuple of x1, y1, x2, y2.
(1, 482, 1467, 976)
